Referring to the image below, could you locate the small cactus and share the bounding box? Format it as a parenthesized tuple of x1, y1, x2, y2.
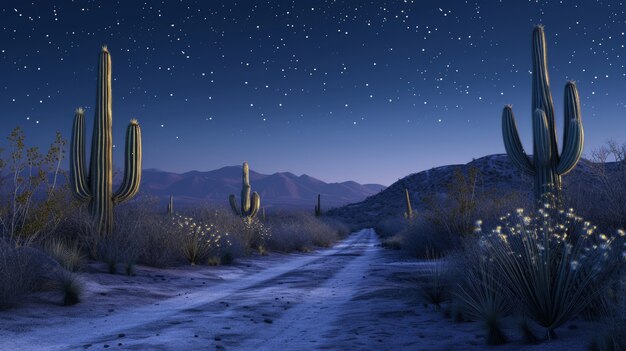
(501, 25, 583, 203)
(229, 162, 260, 222)
(404, 188, 414, 219)
(167, 195, 174, 216)
(315, 194, 322, 217)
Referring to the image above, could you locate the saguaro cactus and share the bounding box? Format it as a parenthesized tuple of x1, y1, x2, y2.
(501, 25, 583, 202)
(70, 46, 142, 235)
(404, 188, 414, 219)
(229, 162, 260, 221)
(167, 195, 174, 216)
(315, 194, 321, 217)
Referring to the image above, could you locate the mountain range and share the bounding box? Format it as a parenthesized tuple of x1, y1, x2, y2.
(136, 166, 385, 210)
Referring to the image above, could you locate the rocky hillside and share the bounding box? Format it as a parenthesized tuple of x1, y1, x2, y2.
(327, 154, 600, 228)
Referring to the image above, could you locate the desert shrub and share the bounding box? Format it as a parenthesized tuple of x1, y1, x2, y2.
(575, 140, 626, 230)
(321, 217, 351, 239)
(394, 217, 454, 258)
(375, 216, 407, 239)
(423, 167, 528, 238)
(184, 207, 250, 258)
(43, 239, 85, 272)
(475, 204, 622, 339)
(117, 201, 183, 268)
(453, 243, 511, 345)
(175, 213, 233, 265)
(266, 212, 340, 252)
(416, 252, 451, 311)
(0, 127, 70, 246)
(55, 271, 83, 306)
(0, 241, 37, 310)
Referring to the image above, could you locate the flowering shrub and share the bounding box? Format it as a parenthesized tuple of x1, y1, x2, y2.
(474, 204, 624, 339)
(174, 214, 233, 265)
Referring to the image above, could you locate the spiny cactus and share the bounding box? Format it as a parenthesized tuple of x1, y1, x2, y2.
(501, 25, 583, 202)
(167, 195, 174, 216)
(404, 188, 414, 219)
(229, 162, 260, 222)
(70, 46, 142, 236)
(315, 194, 321, 217)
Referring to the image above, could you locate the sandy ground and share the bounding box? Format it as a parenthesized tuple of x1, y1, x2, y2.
(0, 229, 597, 350)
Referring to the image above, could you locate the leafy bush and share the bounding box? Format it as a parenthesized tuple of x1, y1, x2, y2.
(475, 204, 622, 339)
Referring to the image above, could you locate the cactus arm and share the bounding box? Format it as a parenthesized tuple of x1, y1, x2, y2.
(531, 25, 558, 155)
(113, 119, 142, 203)
(557, 82, 584, 175)
(229, 194, 241, 216)
(533, 109, 553, 167)
(502, 106, 535, 175)
(69, 107, 91, 201)
(249, 192, 260, 218)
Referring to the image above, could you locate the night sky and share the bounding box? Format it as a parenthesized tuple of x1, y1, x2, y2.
(1, 1, 624, 185)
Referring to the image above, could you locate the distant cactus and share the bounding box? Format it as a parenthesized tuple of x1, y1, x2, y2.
(501, 26, 583, 202)
(229, 162, 260, 222)
(315, 194, 321, 217)
(261, 207, 266, 221)
(167, 195, 174, 216)
(70, 46, 142, 236)
(404, 189, 414, 219)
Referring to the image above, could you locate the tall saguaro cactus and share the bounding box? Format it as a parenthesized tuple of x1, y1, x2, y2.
(167, 195, 174, 216)
(501, 25, 583, 202)
(404, 188, 414, 219)
(315, 194, 321, 217)
(229, 162, 260, 221)
(70, 46, 143, 235)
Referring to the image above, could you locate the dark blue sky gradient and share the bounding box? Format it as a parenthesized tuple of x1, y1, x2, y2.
(1, 1, 624, 185)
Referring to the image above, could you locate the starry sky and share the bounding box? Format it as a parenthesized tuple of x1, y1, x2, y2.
(1, 1, 624, 185)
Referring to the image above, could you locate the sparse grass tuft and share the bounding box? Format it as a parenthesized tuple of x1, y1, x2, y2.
(43, 239, 84, 272)
(56, 271, 83, 306)
(418, 252, 450, 311)
(455, 255, 510, 345)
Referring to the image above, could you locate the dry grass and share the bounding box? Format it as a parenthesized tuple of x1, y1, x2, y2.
(0, 241, 37, 310)
(266, 212, 342, 252)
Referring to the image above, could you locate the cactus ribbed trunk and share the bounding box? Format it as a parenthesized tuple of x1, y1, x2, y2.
(501, 26, 583, 203)
(70, 46, 142, 236)
(89, 47, 114, 235)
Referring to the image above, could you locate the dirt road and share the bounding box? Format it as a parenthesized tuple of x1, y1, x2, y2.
(0, 229, 591, 350)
